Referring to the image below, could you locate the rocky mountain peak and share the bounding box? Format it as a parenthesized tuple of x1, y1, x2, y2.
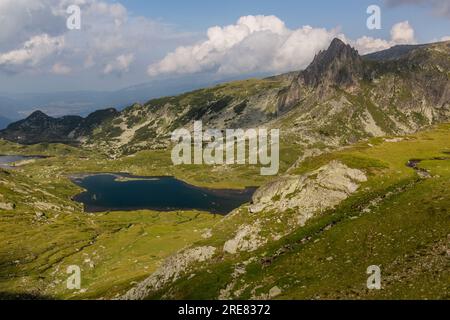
(301, 38, 363, 88)
(328, 38, 355, 54)
(26, 110, 51, 121)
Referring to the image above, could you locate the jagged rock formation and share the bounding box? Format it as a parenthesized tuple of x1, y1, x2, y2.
(1, 38, 449, 301)
(301, 38, 364, 88)
(223, 223, 265, 254)
(276, 39, 450, 148)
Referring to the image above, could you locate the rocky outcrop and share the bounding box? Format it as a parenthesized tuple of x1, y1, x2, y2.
(223, 223, 265, 254)
(121, 246, 216, 300)
(215, 161, 369, 258)
(121, 162, 367, 299)
(250, 161, 367, 225)
(0, 202, 14, 210)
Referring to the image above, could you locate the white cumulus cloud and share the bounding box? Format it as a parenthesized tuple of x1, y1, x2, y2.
(390, 21, 415, 43)
(148, 15, 341, 77)
(0, 0, 67, 51)
(103, 53, 134, 75)
(0, 4, 429, 82)
(353, 36, 391, 54)
(0, 34, 65, 71)
(0, 0, 194, 76)
(352, 21, 417, 54)
(148, 16, 421, 77)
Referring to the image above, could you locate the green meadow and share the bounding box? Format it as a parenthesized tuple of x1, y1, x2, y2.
(0, 123, 449, 299)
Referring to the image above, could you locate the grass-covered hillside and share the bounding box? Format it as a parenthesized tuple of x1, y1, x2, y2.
(123, 123, 450, 300)
(0, 130, 302, 299)
(0, 123, 448, 300)
(0, 142, 217, 299)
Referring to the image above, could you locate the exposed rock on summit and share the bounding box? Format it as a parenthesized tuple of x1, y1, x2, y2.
(300, 38, 363, 88)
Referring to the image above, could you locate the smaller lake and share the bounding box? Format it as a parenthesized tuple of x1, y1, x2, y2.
(71, 174, 256, 215)
(0, 155, 43, 169)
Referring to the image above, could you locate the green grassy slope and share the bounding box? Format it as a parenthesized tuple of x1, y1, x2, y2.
(0, 124, 448, 300)
(142, 124, 450, 300)
(0, 132, 301, 299)
(0, 143, 218, 299)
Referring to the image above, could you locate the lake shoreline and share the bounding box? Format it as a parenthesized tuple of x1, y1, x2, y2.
(69, 172, 257, 215)
(68, 172, 258, 192)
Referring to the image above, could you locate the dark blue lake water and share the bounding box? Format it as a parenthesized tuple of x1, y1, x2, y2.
(71, 174, 256, 215)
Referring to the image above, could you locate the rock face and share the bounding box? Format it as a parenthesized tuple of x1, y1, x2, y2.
(121, 246, 216, 300)
(250, 161, 367, 225)
(222, 161, 367, 256)
(0, 202, 14, 210)
(300, 38, 363, 88)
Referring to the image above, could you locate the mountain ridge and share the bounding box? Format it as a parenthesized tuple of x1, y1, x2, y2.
(1, 39, 449, 156)
(0, 108, 118, 144)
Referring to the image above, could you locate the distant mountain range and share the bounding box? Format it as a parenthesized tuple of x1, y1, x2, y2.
(0, 73, 260, 128)
(0, 109, 118, 145)
(1, 39, 449, 157)
(364, 43, 428, 61)
(0, 116, 10, 130)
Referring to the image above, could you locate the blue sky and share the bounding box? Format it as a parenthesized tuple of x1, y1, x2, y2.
(117, 0, 450, 42)
(0, 0, 449, 95)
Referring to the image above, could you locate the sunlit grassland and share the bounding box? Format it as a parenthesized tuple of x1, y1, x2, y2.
(144, 123, 450, 300)
(0, 144, 220, 299)
(0, 124, 448, 299)
(0, 131, 300, 299)
(0, 161, 217, 299)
